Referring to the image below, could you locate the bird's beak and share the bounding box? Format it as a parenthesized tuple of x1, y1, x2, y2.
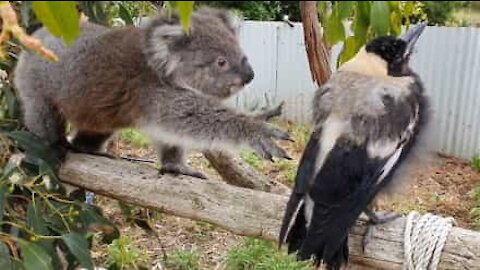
(401, 23, 426, 58)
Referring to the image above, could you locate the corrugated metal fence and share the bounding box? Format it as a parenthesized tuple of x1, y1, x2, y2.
(227, 21, 480, 160)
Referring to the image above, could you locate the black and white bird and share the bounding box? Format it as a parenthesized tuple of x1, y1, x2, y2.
(279, 24, 429, 269)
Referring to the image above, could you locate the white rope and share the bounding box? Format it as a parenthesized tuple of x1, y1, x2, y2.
(403, 211, 455, 270)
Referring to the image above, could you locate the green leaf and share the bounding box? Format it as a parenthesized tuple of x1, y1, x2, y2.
(324, 14, 345, 46)
(336, 1, 355, 21)
(0, 242, 11, 270)
(404, 1, 415, 29)
(175, 1, 195, 33)
(31, 1, 80, 46)
(352, 1, 370, 42)
(62, 233, 94, 270)
(388, 1, 400, 11)
(19, 240, 53, 270)
(317, 1, 329, 24)
(0, 184, 7, 222)
(1, 85, 19, 119)
(6, 130, 59, 168)
(79, 205, 119, 244)
(20, 1, 34, 28)
(27, 201, 48, 235)
(370, 1, 390, 36)
(118, 4, 134, 25)
(338, 36, 360, 66)
(390, 11, 402, 36)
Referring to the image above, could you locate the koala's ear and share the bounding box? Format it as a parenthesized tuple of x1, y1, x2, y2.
(144, 15, 188, 76)
(198, 7, 243, 36)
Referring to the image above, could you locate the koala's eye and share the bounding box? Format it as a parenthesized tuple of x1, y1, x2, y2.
(216, 57, 228, 68)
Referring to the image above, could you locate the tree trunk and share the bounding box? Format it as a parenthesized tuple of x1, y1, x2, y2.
(59, 153, 480, 270)
(300, 1, 332, 86)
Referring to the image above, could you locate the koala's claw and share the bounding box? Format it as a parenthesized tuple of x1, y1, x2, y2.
(252, 138, 291, 162)
(159, 163, 207, 180)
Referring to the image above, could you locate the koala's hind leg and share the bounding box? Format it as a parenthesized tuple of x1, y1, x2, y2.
(70, 130, 116, 159)
(157, 143, 207, 179)
(22, 97, 69, 160)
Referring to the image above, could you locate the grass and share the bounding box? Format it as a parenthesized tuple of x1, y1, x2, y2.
(290, 124, 312, 153)
(225, 238, 314, 270)
(472, 155, 480, 172)
(271, 159, 297, 185)
(106, 235, 149, 270)
(470, 185, 480, 230)
(239, 150, 264, 170)
(165, 247, 202, 270)
(120, 128, 151, 148)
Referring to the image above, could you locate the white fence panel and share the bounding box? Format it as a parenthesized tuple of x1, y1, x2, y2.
(230, 21, 480, 159)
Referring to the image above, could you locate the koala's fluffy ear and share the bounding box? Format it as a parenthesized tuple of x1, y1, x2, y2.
(197, 7, 243, 36)
(143, 12, 187, 77)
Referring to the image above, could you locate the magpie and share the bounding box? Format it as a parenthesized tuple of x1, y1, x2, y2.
(279, 24, 429, 270)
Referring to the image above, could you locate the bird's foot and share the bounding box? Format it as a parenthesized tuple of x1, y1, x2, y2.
(362, 210, 401, 253)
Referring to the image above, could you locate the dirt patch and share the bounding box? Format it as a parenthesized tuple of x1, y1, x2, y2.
(90, 120, 480, 268)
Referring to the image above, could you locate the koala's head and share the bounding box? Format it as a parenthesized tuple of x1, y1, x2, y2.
(144, 7, 254, 99)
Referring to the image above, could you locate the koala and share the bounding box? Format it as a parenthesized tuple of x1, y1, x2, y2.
(13, 7, 292, 179)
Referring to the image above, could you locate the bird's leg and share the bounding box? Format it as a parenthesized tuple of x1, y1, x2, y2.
(362, 208, 401, 253)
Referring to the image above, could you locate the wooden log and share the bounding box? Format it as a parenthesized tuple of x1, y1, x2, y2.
(203, 101, 290, 196)
(203, 151, 290, 196)
(59, 153, 480, 269)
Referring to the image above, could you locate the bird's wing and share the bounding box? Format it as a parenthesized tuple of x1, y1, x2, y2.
(280, 76, 423, 268)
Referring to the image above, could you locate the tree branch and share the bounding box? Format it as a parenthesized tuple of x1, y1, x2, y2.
(59, 153, 480, 270)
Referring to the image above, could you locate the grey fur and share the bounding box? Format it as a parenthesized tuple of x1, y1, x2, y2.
(13, 7, 291, 177)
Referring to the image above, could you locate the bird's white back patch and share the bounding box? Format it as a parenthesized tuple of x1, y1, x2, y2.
(304, 194, 314, 229)
(282, 198, 305, 244)
(368, 139, 399, 158)
(377, 146, 403, 184)
(313, 115, 349, 178)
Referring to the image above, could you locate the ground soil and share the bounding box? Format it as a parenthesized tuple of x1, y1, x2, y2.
(90, 120, 480, 269)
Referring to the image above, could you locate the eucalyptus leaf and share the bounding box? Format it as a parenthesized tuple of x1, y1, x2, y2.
(62, 232, 94, 270)
(370, 1, 390, 36)
(0, 242, 11, 270)
(0, 184, 7, 222)
(175, 1, 195, 33)
(336, 1, 354, 21)
(338, 36, 359, 66)
(352, 1, 370, 42)
(324, 14, 345, 46)
(31, 1, 80, 46)
(6, 130, 59, 168)
(27, 200, 48, 235)
(80, 205, 119, 244)
(19, 240, 53, 270)
(390, 11, 402, 36)
(118, 4, 134, 25)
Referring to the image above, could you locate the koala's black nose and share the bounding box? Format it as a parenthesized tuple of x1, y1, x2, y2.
(243, 66, 255, 84)
(241, 58, 255, 84)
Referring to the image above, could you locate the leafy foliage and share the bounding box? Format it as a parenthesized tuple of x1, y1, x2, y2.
(197, 1, 301, 21)
(318, 1, 424, 67)
(31, 1, 80, 46)
(226, 238, 314, 270)
(165, 247, 202, 270)
(106, 235, 148, 270)
(471, 155, 480, 173)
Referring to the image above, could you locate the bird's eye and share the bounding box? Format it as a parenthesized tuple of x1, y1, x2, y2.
(216, 57, 228, 68)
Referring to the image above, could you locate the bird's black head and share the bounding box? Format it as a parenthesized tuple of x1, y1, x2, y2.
(365, 24, 426, 76)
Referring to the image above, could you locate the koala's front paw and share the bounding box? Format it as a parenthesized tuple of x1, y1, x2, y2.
(250, 124, 293, 161)
(159, 163, 207, 180)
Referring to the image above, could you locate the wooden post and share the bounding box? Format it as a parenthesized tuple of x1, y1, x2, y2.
(59, 154, 480, 269)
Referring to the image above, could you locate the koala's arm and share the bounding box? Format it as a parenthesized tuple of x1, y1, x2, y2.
(139, 87, 292, 161)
